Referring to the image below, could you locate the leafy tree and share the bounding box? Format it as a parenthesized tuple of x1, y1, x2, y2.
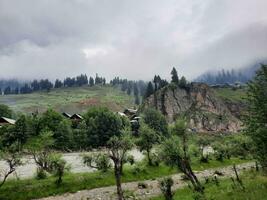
(159, 177, 175, 200)
(107, 130, 134, 200)
(171, 67, 179, 85)
(0, 104, 12, 118)
(54, 119, 73, 151)
(83, 107, 123, 147)
(14, 115, 29, 151)
(161, 120, 204, 194)
(25, 131, 55, 174)
(245, 64, 267, 169)
(136, 123, 159, 165)
(143, 108, 168, 136)
(0, 147, 22, 188)
(73, 121, 88, 150)
(39, 109, 63, 132)
(49, 154, 69, 186)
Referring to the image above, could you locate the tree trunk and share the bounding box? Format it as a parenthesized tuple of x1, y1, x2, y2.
(147, 150, 152, 166)
(114, 163, 124, 200)
(181, 159, 204, 193)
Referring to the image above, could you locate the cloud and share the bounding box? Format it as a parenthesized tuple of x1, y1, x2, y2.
(0, 0, 266, 81)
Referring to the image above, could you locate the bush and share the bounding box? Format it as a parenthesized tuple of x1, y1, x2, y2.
(35, 168, 47, 180)
(159, 177, 174, 200)
(82, 153, 111, 172)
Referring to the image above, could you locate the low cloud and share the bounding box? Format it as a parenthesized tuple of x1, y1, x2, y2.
(0, 0, 266, 81)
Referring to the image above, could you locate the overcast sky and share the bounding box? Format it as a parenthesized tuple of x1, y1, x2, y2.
(0, 0, 267, 81)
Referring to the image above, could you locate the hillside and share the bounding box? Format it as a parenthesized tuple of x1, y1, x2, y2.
(0, 85, 135, 114)
(142, 83, 247, 132)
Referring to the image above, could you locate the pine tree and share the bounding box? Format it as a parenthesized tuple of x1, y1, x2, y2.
(145, 81, 154, 98)
(179, 76, 187, 88)
(245, 64, 267, 170)
(171, 67, 179, 85)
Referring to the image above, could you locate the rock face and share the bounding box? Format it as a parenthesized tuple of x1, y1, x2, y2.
(142, 83, 243, 132)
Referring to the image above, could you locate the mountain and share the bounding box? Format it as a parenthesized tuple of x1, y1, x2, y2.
(141, 83, 246, 132)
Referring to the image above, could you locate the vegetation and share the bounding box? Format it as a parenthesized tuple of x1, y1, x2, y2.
(152, 171, 267, 200)
(159, 177, 175, 200)
(0, 85, 135, 114)
(0, 104, 13, 118)
(0, 157, 249, 200)
(136, 123, 159, 165)
(213, 87, 247, 102)
(245, 64, 267, 170)
(142, 108, 168, 136)
(161, 120, 204, 195)
(83, 106, 124, 147)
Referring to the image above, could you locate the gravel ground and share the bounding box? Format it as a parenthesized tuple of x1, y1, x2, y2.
(38, 162, 254, 200)
(0, 149, 144, 180)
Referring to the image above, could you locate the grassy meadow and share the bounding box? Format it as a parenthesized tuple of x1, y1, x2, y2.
(0, 85, 135, 114)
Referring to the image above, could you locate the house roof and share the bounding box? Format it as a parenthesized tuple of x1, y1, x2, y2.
(117, 112, 127, 117)
(70, 113, 83, 120)
(123, 108, 137, 114)
(62, 112, 72, 118)
(0, 117, 16, 125)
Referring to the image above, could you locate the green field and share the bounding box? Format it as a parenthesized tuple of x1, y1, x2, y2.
(151, 171, 267, 200)
(0, 85, 135, 115)
(213, 87, 247, 102)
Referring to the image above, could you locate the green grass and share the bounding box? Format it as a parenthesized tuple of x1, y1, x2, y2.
(0, 85, 135, 114)
(213, 87, 247, 102)
(151, 171, 267, 200)
(0, 158, 250, 200)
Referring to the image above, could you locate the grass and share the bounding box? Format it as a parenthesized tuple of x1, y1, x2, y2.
(0, 85, 135, 114)
(213, 87, 247, 102)
(151, 171, 267, 200)
(0, 158, 250, 200)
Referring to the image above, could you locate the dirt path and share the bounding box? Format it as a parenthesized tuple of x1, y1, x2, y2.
(38, 162, 254, 200)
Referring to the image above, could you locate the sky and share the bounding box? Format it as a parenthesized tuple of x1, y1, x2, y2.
(0, 0, 267, 81)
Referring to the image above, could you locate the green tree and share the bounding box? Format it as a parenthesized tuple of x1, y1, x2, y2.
(159, 177, 175, 200)
(14, 115, 29, 151)
(0, 146, 22, 188)
(143, 108, 168, 136)
(161, 120, 204, 194)
(82, 153, 111, 172)
(136, 123, 159, 165)
(245, 64, 267, 169)
(83, 107, 123, 147)
(179, 76, 187, 88)
(145, 81, 154, 98)
(39, 109, 63, 132)
(0, 104, 12, 118)
(171, 67, 179, 85)
(107, 130, 134, 200)
(54, 119, 73, 150)
(49, 154, 70, 186)
(25, 131, 55, 174)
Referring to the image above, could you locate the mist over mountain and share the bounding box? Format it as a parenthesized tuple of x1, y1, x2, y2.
(195, 60, 267, 85)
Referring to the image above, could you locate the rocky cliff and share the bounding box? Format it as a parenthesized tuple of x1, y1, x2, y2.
(142, 83, 244, 132)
